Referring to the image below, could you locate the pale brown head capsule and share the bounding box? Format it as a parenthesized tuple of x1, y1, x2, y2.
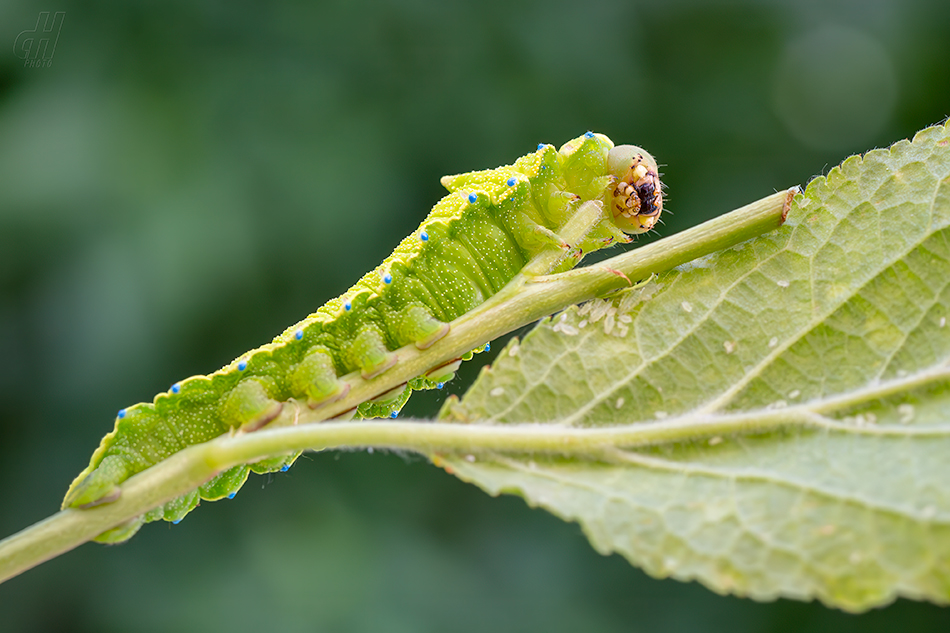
(606, 145, 664, 234)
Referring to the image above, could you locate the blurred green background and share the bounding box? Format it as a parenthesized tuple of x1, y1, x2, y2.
(1, 0, 949, 630)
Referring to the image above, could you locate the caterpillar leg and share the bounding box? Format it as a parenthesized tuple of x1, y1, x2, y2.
(510, 212, 570, 252)
(292, 347, 350, 407)
(219, 377, 284, 432)
(426, 359, 462, 383)
(94, 515, 146, 544)
(526, 264, 632, 285)
(521, 200, 607, 277)
(538, 187, 581, 226)
(400, 304, 450, 350)
(351, 326, 398, 379)
(62, 454, 129, 508)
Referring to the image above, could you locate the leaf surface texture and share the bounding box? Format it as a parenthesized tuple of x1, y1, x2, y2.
(438, 122, 950, 611)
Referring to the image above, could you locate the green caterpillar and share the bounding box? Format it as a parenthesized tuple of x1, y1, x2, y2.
(63, 132, 663, 541)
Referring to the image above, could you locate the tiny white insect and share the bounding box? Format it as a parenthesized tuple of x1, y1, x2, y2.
(489, 387, 505, 397)
(681, 301, 693, 313)
(723, 340, 737, 354)
(777, 280, 790, 288)
(618, 290, 644, 314)
(768, 336, 778, 348)
(590, 300, 611, 322)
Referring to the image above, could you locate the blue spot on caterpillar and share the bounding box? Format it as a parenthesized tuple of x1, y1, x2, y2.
(62, 132, 664, 541)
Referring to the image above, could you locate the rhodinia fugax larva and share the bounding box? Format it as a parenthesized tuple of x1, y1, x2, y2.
(63, 132, 664, 541)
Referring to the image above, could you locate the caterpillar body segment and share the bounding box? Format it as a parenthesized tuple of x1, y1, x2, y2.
(63, 132, 664, 538)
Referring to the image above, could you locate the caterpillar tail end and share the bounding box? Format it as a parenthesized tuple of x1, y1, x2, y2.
(62, 454, 130, 510)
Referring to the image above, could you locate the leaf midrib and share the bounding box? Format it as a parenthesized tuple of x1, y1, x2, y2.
(699, 174, 949, 414)
(483, 448, 950, 526)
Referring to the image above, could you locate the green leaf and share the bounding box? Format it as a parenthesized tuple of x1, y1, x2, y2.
(437, 121, 950, 611)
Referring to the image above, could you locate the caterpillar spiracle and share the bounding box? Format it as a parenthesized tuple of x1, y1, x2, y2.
(63, 132, 664, 541)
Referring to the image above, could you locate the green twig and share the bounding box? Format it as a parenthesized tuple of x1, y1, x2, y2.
(0, 187, 796, 584)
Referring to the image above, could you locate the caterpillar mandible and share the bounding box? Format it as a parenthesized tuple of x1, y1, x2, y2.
(63, 132, 663, 541)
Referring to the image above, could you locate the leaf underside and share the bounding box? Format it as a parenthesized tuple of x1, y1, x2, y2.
(437, 121, 950, 612)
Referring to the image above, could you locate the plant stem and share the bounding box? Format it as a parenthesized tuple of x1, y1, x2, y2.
(0, 187, 796, 585)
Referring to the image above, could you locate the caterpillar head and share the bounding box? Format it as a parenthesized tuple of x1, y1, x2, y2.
(607, 145, 663, 234)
